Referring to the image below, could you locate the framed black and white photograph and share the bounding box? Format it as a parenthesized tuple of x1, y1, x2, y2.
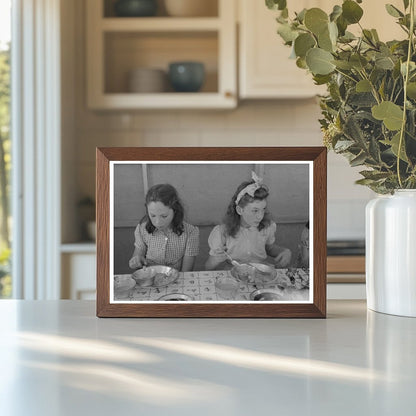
(96, 147, 327, 317)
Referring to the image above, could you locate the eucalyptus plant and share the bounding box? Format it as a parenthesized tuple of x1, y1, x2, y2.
(266, 0, 416, 193)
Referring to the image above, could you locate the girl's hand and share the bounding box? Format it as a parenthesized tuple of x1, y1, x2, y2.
(129, 255, 147, 269)
(274, 248, 292, 268)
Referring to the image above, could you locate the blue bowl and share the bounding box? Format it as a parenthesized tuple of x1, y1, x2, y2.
(114, 0, 157, 17)
(168, 62, 205, 92)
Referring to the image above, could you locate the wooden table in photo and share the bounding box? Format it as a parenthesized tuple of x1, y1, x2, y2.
(114, 269, 310, 301)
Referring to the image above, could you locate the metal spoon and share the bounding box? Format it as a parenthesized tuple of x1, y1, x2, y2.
(222, 250, 243, 268)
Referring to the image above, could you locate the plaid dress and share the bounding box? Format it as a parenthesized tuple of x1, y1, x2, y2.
(134, 221, 199, 270)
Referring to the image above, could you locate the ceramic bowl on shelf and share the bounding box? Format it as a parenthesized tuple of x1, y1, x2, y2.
(164, 0, 218, 17)
(168, 61, 205, 92)
(114, 0, 158, 17)
(128, 68, 167, 93)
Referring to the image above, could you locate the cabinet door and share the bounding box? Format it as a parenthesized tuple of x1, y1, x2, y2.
(238, 0, 404, 99)
(239, 0, 326, 99)
(61, 253, 96, 300)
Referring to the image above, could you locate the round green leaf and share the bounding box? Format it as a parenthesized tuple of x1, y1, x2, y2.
(328, 21, 338, 43)
(318, 28, 334, 52)
(294, 33, 316, 58)
(375, 56, 395, 70)
(371, 101, 404, 131)
(266, 0, 287, 11)
(305, 48, 335, 75)
(330, 5, 342, 22)
(407, 82, 416, 99)
(313, 74, 332, 85)
(401, 61, 416, 76)
(277, 23, 298, 43)
(371, 29, 380, 42)
(356, 80, 372, 92)
(385, 4, 403, 18)
(333, 60, 352, 70)
(296, 8, 307, 23)
(318, 22, 338, 52)
(350, 54, 368, 70)
(389, 132, 408, 162)
(304, 8, 328, 35)
(296, 57, 308, 69)
(342, 0, 363, 24)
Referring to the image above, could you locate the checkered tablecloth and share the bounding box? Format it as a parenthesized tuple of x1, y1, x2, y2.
(115, 269, 309, 301)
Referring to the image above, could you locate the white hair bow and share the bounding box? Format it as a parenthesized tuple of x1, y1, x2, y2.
(235, 171, 265, 205)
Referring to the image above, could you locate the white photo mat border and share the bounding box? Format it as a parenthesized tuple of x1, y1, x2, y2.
(109, 160, 313, 304)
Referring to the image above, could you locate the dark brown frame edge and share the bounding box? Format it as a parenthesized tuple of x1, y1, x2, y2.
(96, 147, 327, 318)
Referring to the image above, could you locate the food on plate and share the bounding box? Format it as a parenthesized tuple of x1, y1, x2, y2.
(154, 272, 171, 286)
(231, 264, 253, 282)
(132, 268, 156, 287)
(250, 263, 277, 283)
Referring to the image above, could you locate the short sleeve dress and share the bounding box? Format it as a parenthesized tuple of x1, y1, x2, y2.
(208, 222, 277, 264)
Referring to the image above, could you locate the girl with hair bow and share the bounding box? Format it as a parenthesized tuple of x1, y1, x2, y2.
(205, 172, 291, 270)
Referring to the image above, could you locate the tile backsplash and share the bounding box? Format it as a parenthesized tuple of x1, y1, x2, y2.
(73, 100, 374, 241)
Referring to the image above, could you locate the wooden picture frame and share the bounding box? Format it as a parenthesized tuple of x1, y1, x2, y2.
(96, 147, 327, 318)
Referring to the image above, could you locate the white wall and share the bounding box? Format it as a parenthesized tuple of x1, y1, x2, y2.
(61, 0, 375, 243)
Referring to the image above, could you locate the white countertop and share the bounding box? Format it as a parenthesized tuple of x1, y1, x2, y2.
(0, 300, 415, 415)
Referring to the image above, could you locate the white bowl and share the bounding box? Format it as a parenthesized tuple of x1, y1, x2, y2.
(132, 267, 156, 287)
(164, 0, 217, 17)
(128, 68, 167, 93)
(132, 265, 179, 287)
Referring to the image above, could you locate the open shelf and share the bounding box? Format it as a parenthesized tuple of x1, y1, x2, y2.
(86, 0, 236, 109)
(101, 17, 221, 31)
(104, 31, 218, 95)
(103, 0, 219, 18)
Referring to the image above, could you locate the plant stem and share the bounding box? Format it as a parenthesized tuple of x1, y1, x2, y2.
(334, 68, 358, 84)
(397, 0, 415, 188)
(358, 69, 381, 104)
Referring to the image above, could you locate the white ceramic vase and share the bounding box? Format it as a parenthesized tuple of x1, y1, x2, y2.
(366, 189, 416, 317)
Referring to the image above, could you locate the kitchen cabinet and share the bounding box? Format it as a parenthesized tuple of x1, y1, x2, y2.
(238, 0, 326, 99)
(86, 0, 237, 109)
(61, 245, 96, 300)
(238, 0, 404, 99)
(327, 255, 366, 299)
